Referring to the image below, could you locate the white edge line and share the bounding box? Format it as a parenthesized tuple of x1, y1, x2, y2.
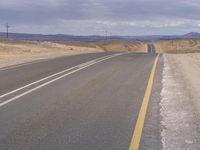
(0, 53, 124, 107)
(0, 54, 114, 98)
(0, 53, 115, 72)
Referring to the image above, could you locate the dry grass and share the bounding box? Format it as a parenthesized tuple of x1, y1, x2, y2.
(154, 39, 200, 53)
(0, 38, 146, 68)
(0, 38, 103, 68)
(0, 39, 102, 54)
(94, 40, 146, 52)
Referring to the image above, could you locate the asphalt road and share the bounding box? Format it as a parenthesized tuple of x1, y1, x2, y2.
(0, 52, 161, 150)
(147, 44, 156, 53)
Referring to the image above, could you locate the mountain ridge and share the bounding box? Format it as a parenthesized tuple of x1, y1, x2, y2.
(0, 32, 200, 41)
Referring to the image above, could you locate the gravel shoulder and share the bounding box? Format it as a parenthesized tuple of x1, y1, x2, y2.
(161, 53, 200, 150)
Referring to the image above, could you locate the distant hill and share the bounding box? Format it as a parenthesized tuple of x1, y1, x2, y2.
(182, 32, 200, 38)
(0, 32, 110, 42)
(0, 32, 200, 41)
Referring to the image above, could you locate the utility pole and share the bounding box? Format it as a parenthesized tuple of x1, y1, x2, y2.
(105, 30, 108, 41)
(6, 23, 9, 39)
(109, 32, 112, 40)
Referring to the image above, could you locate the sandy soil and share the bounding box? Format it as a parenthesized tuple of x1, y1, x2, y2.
(154, 39, 200, 53)
(160, 53, 200, 149)
(0, 39, 103, 68)
(0, 39, 146, 68)
(95, 40, 146, 52)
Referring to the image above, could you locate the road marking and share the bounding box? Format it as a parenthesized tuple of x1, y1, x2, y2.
(0, 53, 108, 71)
(129, 54, 160, 150)
(0, 53, 124, 107)
(0, 54, 114, 99)
(145, 44, 148, 53)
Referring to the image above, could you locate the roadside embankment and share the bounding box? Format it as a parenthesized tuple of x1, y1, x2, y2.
(0, 39, 146, 68)
(0, 39, 103, 68)
(154, 39, 200, 53)
(94, 40, 146, 52)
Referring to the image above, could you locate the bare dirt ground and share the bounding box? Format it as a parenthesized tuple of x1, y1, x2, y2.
(0, 39, 146, 68)
(94, 40, 146, 52)
(154, 39, 200, 53)
(0, 39, 103, 68)
(160, 53, 200, 149)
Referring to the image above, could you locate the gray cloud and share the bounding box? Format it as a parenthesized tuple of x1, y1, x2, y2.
(0, 0, 200, 35)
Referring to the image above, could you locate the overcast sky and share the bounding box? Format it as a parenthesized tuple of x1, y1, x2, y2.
(1, 0, 200, 35)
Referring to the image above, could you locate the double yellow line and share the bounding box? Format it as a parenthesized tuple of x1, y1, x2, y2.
(129, 54, 160, 150)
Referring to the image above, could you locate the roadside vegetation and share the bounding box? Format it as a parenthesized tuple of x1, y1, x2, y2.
(154, 39, 200, 53)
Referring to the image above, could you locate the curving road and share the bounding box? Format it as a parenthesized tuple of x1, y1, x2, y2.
(0, 52, 162, 150)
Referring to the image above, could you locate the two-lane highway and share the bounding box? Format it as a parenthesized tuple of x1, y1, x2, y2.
(0, 52, 161, 150)
(0, 53, 116, 95)
(147, 44, 156, 53)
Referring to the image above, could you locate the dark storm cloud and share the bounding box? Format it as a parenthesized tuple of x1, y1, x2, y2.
(0, 0, 200, 35)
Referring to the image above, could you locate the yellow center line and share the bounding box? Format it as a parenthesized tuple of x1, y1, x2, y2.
(129, 54, 160, 150)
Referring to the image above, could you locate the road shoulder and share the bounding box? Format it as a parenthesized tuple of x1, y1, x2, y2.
(140, 54, 163, 150)
(160, 54, 200, 149)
